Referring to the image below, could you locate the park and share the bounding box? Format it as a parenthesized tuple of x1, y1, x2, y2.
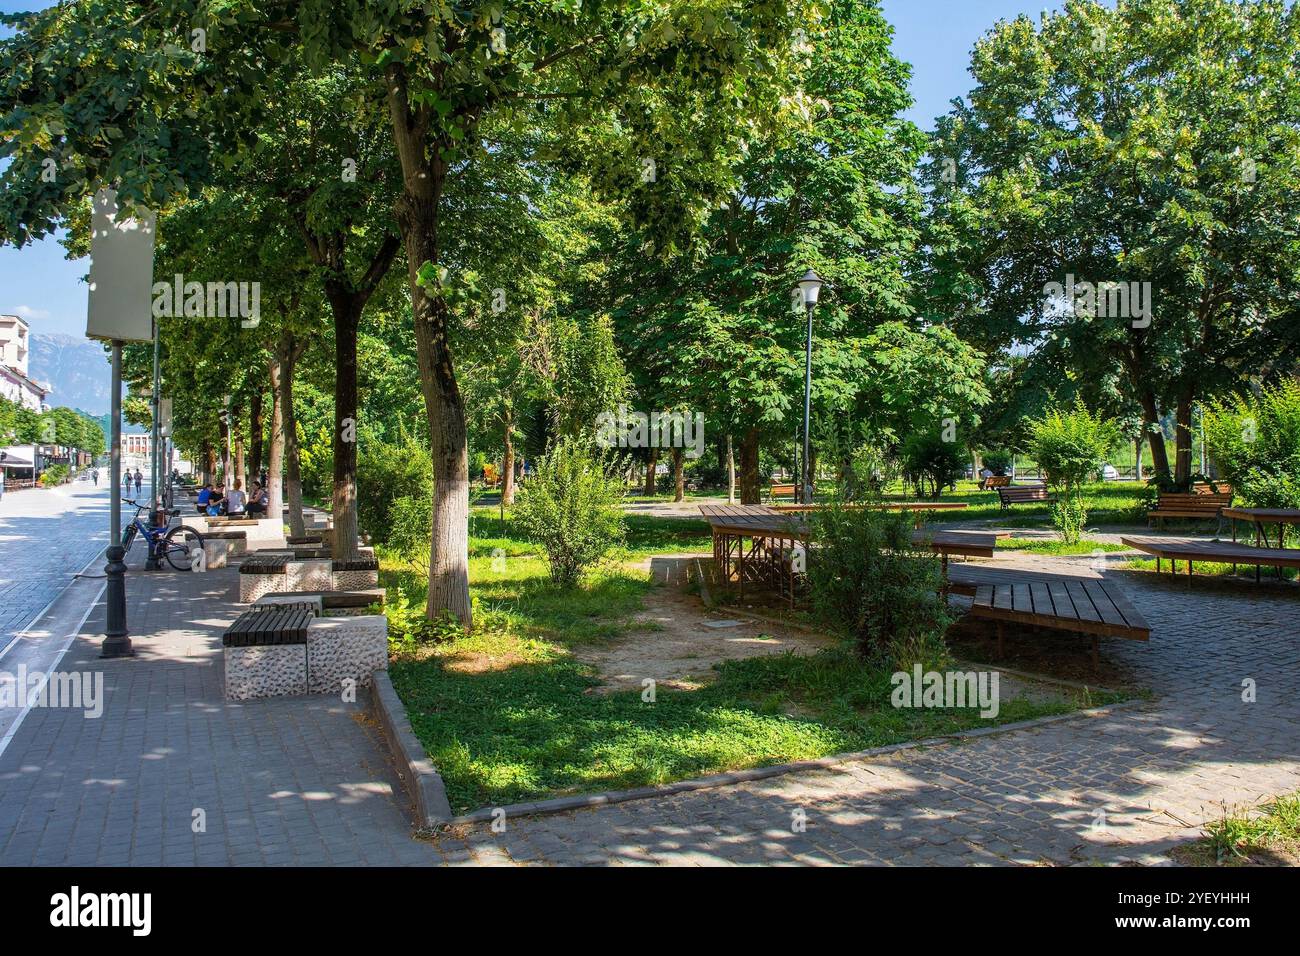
(0, 0, 1297, 882)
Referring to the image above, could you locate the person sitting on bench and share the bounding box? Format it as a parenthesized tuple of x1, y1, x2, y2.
(245, 481, 269, 517)
(196, 483, 215, 514)
(206, 487, 225, 517)
(225, 479, 248, 516)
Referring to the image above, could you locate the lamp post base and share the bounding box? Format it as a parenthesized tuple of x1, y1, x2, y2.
(101, 544, 133, 658)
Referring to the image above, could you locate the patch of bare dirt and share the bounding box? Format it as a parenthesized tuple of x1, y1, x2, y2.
(443, 649, 528, 674)
(574, 555, 834, 692)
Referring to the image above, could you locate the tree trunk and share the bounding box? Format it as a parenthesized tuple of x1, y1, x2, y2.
(1134, 434, 1144, 482)
(672, 447, 684, 502)
(248, 390, 263, 484)
(501, 402, 516, 506)
(1139, 391, 1171, 481)
(266, 357, 285, 528)
(387, 63, 477, 627)
(278, 334, 306, 537)
(1174, 390, 1195, 487)
(329, 295, 362, 558)
(739, 427, 761, 504)
(726, 434, 736, 504)
(234, 437, 245, 492)
(644, 450, 658, 496)
(218, 419, 229, 489)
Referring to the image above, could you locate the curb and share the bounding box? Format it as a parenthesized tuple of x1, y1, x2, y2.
(447, 697, 1149, 827)
(367, 669, 453, 827)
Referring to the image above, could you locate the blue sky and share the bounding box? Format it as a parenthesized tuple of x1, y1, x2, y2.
(1, 0, 1073, 339)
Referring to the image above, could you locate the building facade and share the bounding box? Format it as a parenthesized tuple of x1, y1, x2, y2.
(0, 314, 51, 412)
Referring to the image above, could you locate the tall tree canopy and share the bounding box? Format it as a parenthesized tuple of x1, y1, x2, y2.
(921, 0, 1300, 485)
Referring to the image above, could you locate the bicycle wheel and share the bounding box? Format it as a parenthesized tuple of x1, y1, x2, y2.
(163, 526, 205, 571)
(121, 525, 137, 551)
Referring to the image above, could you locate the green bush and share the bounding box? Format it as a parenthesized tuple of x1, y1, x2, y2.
(900, 431, 967, 500)
(1027, 403, 1121, 543)
(512, 437, 625, 587)
(1205, 382, 1300, 509)
(39, 464, 70, 487)
(981, 450, 1013, 475)
(387, 495, 432, 574)
(808, 502, 952, 665)
(356, 437, 433, 545)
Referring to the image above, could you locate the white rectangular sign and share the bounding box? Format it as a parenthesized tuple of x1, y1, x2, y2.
(159, 397, 173, 437)
(85, 188, 157, 343)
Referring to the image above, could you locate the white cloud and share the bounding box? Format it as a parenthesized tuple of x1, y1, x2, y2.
(11, 305, 51, 320)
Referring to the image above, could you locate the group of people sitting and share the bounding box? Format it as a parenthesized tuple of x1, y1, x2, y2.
(194, 479, 270, 517)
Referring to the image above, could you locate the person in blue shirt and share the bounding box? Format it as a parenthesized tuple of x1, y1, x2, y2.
(195, 483, 214, 514)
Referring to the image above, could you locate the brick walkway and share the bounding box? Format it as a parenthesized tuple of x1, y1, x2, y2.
(0, 559, 431, 866)
(441, 556, 1300, 865)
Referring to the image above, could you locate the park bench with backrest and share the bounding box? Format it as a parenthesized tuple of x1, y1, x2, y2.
(767, 482, 798, 503)
(1146, 491, 1232, 528)
(996, 484, 1055, 510)
(980, 474, 1011, 491)
(968, 578, 1149, 667)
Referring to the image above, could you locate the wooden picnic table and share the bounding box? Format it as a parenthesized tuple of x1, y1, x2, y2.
(1223, 507, 1300, 548)
(698, 504, 999, 603)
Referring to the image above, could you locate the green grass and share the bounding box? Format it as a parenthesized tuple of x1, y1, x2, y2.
(1174, 794, 1300, 866)
(382, 514, 1123, 815)
(1124, 557, 1298, 581)
(998, 538, 1131, 556)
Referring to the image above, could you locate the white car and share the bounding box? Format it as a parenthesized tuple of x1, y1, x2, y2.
(1100, 463, 1119, 481)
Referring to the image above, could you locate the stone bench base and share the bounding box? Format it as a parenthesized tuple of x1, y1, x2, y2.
(225, 644, 308, 700)
(333, 569, 380, 590)
(237, 558, 333, 603)
(223, 614, 388, 700)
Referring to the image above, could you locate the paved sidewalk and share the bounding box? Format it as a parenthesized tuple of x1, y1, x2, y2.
(440, 557, 1300, 865)
(0, 480, 110, 656)
(0, 557, 431, 866)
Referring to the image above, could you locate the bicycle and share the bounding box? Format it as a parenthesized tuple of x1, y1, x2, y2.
(121, 499, 206, 571)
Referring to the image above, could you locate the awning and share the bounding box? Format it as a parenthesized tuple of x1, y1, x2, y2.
(0, 451, 34, 468)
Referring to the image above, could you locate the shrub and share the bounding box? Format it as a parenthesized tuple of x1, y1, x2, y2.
(356, 437, 433, 545)
(387, 495, 432, 575)
(808, 502, 952, 666)
(1027, 403, 1121, 543)
(39, 464, 69, 486)
(981, 450, 1013, 475)
(900, 431, 967, 500)
(512, 437, 626, 587)
(1205, 382, 1300, 509)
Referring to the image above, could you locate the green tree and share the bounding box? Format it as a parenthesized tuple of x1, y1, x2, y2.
(922, 0, 1300, 486)
(1028, 402, 1122, 542)
(0, 0, 811, 626)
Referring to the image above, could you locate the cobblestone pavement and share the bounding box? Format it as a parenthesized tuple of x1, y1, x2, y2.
(0, 560, 433, 866)
(0, 479, 111, 656)
(440, 555, 1300, 866)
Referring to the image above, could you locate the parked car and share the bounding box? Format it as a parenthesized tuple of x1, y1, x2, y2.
(1100, 463, 1119, 481)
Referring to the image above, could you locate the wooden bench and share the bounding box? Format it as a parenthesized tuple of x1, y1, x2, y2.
(969, 579, 1149, 666)
(996, 485, 1055, 510)
(287, 535, 323, 546)
(1121, 535, 1300, 584)
(222, 605, 314, 647)
(767, 482, 798, 503)
(980, 474, 1011, 491)
(1147, 492, 1232, 528)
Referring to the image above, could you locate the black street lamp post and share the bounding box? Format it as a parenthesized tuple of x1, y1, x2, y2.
(795, 270, 824, 505)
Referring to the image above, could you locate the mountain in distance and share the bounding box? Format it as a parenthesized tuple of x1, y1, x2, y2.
(27, 332, 111, 415)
